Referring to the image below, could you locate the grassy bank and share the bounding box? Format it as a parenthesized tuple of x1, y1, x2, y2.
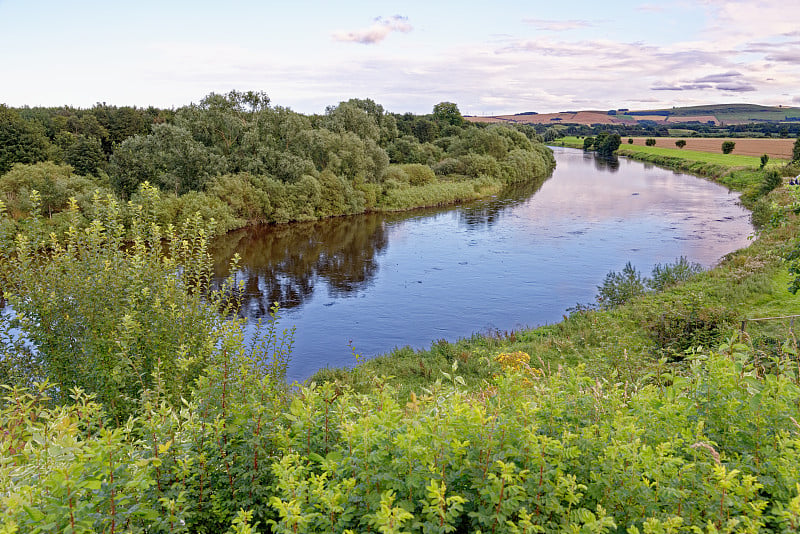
(312, 146, 800, 396)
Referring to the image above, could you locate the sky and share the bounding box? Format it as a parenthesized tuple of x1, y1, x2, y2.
(1, 0, 798, 115)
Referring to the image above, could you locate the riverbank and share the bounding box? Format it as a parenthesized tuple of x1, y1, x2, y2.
(311, 147, 800, 395)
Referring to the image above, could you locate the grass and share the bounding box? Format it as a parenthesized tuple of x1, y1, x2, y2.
(310, 143, 800, 396)
(617, 144, 787, 167)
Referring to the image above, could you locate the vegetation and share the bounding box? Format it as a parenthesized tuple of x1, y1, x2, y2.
(722, 141, 736, 154)
(675, 139, 686, 149)
(0, 93, 555, 234)
(3, 96, 800, 531)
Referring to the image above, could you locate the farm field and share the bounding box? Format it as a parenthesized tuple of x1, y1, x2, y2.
(625, 136, 795, 159)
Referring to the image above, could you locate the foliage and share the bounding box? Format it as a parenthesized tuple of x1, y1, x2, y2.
(583, 137, 595, 150)
(5, 340, 800, 532)
(593, 132, 621, 157)
(675, 139, 686, 149)
(597, 262, 647, 308)
(0, 105, 51, 174)
(0, 185, 231, 421)
(722, 140, 736, 154)
(645, 138, 656, 146)
(760, 153, 769, 169)
(0, 162, 107, 218)
(648, 257, 705, 292)
(793, 138, 800, 162)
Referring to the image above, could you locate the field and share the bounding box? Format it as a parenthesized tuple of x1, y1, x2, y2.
(625, 136, 795, 159)
(466, 103, 800, 127)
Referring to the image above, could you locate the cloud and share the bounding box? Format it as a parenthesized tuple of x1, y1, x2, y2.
(693, 71, 742, 83)
(332, 16, 412, 45)
(523, 18, 593, 31)
(765, 49, 800, 63)
(717, 83, 756, 92)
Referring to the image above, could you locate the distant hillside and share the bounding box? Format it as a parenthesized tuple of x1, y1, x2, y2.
(466, 103, 800, 127)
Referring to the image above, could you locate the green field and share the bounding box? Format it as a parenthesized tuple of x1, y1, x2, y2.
(555, 136, 789, 167)
(617, 144, 786, 167)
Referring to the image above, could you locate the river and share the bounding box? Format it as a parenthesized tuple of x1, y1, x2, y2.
(212, 147, 754, 381)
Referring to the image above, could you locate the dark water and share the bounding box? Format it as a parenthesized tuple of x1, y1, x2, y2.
(212, 147, 753, 381)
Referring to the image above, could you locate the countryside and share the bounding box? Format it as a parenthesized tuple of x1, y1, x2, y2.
(2, 1, 800, 533)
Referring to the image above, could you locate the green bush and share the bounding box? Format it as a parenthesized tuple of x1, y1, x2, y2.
(722, 140, 736, 154)
(645, 138, 656, 146)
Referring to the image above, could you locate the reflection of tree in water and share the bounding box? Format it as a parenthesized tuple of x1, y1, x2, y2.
(594, 155, 620, 172)
(211, 215, 388, 317)
(458, 173, 551, 229)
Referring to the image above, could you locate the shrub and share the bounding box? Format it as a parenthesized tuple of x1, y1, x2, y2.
(675, 139, 686, 149)
(597, 262, 647, 308)
(628, 138, 633, 144)
(583, 137, 595, 150)
(648, 256, 704, 291)
(722, 140, 736, 154)
(645, 138, 656, 146)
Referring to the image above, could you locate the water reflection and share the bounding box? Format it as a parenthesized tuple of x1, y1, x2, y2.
(213, 174, 553, 314)
(594, 155, 620, 172)
(212, 215, 389, 315)
(457, 177, 549, 229)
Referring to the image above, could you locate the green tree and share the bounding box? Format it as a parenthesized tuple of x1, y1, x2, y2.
(543, 127, 560, 142)
(793, 137, 800, 162)
(645, 138, 656, 146)
(594, 132, 621, 157)
(583, 137, 595, 150)
(0, 105, 51, 174)
(675, 139, 686, 149)
(110, 123, 225, 197)
(722, 140, 736, 154)
(760, 153, 769, 169)
(65, 134, 106, 176)
(432, 101, 464, 127)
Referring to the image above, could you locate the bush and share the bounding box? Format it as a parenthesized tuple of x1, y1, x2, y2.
(583, 137, 595, 150)
(597, 262, 647, 308)
(722, 140, 736, 154)
(628, 138, 633, 144)
(648, 256, 704, 292)
(645, 138, 656, 146)
(675, 139, 686, 149)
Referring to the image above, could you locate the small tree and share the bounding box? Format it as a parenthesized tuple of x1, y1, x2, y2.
(721, 141, 736, 154)
(583, 137, 595, 150)
(675, 139, 686, 149)
(793, 137, 800, 162)
(628, 138, 633, 144)
(760, 154, 769, 169)
(645, 138, 656, 146)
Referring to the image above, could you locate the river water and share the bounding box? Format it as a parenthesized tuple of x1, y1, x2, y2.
(212, 147, 754, 381)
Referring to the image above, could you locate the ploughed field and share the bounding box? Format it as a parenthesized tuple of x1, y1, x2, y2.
(626, 136, 795, 159)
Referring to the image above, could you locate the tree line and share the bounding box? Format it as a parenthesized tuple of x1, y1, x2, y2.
(0, 93, 554, 234)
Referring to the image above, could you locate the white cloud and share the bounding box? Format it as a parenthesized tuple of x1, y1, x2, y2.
(332, 16, 412, 45)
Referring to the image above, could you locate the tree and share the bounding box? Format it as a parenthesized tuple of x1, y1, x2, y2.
(675, 139, 686, 149)
(583, 137, 595, 150)
(793, 138, 800, 162)
(645, 138, 656, 146)
(628, 138, 633, 144)
(760, 154, 769, 169)
(65, 134, 106, 176)
(110, 124, 225, 197)
(543, 127, 560, 142)
(594, 132, 621, 157)
(432, 102, 464, 127)
(0, 105, 51, 174)
(722, 141, 736, 154)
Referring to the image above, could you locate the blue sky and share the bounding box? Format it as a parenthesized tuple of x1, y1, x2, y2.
(1, 0, 798, 115)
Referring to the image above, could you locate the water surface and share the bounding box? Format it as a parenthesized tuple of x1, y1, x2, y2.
(213, 147, 753, 381)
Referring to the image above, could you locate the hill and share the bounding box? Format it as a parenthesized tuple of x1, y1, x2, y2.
(466, 103, 800, 127)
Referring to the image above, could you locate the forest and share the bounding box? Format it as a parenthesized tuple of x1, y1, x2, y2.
(0, 92, 554, 234)
(2, 91, 800, 532)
